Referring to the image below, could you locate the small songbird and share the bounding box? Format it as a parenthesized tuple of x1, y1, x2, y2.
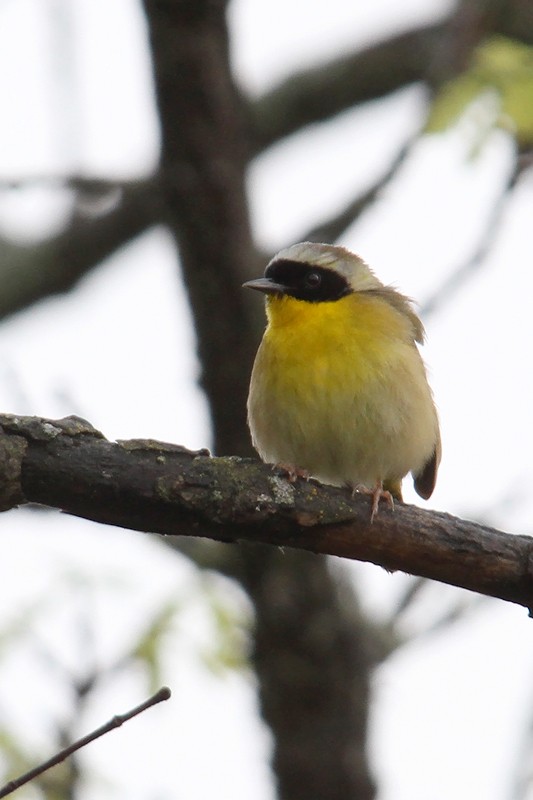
(243, 242, 440, 520)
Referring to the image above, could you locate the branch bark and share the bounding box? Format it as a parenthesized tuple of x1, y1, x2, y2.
(1, 414, 532, 613)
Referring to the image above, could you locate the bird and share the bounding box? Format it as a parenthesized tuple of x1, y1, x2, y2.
(243, 241, 440, 521)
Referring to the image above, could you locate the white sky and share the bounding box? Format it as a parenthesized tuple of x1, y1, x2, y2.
(0, 1, 533, 799)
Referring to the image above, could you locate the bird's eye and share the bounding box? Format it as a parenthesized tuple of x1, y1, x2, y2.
(305, 271, 322, 288)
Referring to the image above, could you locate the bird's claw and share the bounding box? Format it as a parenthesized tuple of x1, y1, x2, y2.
(352, 482, 394, 523)
(274, 463, 310, 482)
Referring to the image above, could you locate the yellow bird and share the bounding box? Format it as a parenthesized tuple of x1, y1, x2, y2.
(243, 242, 440, 520)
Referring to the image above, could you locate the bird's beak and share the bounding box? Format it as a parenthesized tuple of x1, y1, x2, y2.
(242, 277, 285, 295)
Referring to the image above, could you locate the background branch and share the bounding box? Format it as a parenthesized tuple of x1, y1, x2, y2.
(246, 23, 442, 154)
(246, 0, 533, 156)
(0, 180, 161, 322)
(420, 153, 529, 317)
(300, 139, 416, 243)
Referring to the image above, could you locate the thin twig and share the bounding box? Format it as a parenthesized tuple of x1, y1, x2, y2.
(301, 137, 416, 243)
(0, 687, 171, 798)
(420, 152, 531, 318)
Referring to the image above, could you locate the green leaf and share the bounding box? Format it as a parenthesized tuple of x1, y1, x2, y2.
(426, 35, 533, 146)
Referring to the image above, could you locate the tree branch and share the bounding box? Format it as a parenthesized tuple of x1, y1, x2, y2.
(0, 180, 161, 321)
(246, 0, 533, 155)
(246, 22, 443, 154)
(1, 413, 532, 612)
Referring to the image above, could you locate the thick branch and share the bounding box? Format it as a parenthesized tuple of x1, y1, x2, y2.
(1, 414, 532, 612)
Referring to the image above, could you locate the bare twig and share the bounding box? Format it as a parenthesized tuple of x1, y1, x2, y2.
(0, 687, 171, 798)
(420, 150, 531, 318)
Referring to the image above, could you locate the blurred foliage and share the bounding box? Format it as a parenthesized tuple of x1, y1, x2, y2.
(128, 600, 183, 692)
(427, 36, 533, 146)
(198, 577, 251, 675)
(0, 567, 249, 799)
(0, 730, 38, 799)
(0, 701, 77, 800)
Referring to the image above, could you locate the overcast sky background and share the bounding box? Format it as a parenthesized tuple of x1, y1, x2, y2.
(0, 1, 532, 799)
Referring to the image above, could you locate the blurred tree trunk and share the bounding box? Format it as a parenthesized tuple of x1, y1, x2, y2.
(143, 0, 377, 797)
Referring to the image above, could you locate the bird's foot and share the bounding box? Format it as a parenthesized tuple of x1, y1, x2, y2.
(352, 481, 394, 523)
(274, 463, 310, 482)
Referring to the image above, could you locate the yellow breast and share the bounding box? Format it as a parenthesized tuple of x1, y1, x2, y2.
(247, 292, 438, 490)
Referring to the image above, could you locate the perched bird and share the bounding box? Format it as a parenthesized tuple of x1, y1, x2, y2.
(243, 242, 440, 520)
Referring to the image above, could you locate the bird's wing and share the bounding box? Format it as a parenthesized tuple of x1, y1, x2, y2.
(364, 287, 426, 343)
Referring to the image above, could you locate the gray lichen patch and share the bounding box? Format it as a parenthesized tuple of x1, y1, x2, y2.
(268, 475, 296, 506)
(0, 413, 104, 441)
